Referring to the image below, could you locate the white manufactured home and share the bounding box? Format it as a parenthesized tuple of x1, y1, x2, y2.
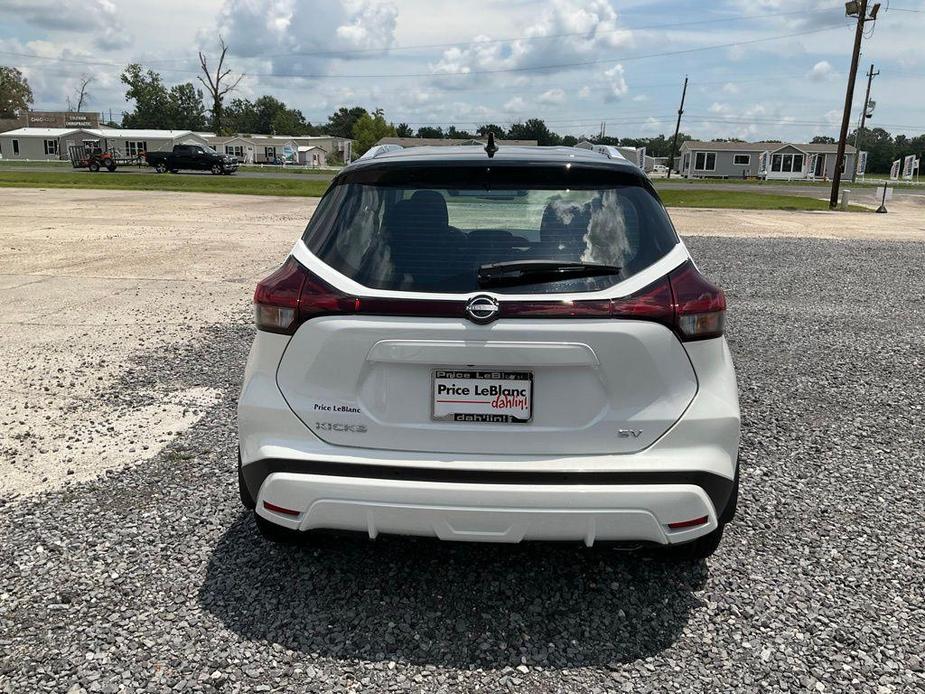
(679, 140, 859, 180)
(0, 127, 211, 161)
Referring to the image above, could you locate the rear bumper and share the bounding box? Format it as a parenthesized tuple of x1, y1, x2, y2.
(251, 463, 732, 545)
(238, 332, 740, 544)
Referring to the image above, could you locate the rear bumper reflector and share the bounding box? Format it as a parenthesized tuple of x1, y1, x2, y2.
(263, 500, 300, 516)
(667, 515, 709, 529)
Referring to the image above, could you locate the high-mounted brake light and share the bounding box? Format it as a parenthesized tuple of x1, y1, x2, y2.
(254, 257, 725, 341)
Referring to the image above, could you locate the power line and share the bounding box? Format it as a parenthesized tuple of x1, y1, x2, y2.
(0, 24, 847, 80)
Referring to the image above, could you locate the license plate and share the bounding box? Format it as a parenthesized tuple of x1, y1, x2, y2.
(432, 370, 533, 423)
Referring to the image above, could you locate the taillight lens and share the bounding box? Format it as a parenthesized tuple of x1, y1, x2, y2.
(254, 257, 725, 340)
(254, 257, 355, 334)
(668, 262, 726, 340)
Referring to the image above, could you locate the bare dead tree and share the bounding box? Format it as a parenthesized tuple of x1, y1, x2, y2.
(67, 74, 94, 112)
(197, 36, 243, 133)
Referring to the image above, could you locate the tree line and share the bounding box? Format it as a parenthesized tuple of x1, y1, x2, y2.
(2, 61, 922, 171)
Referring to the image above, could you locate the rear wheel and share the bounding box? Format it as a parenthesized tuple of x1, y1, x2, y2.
(154, 162, 167, 174)
(169, 168, 179, 174)
(105, 160, 117, 172)
(88, 161, 100, 172)
(211, 164, 222, 175)
(658, 525, 724, 562)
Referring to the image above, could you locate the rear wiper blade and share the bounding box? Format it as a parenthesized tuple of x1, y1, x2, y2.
(478, 260, 622, 288)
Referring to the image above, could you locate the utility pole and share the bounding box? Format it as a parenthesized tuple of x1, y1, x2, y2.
(830, 0, 880, 208)
(666, 76, 688, 180)
(851, 63, 879, 182)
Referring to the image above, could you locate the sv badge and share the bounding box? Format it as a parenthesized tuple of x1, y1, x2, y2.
(618, 429, 643, 439)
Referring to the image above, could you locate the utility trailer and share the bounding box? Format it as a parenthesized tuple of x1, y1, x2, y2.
(67, 140, 144, 172)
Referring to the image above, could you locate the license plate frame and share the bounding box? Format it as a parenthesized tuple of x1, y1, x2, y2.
(431, 369, 533, 424)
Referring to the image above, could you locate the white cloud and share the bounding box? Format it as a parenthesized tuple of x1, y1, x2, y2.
(209, 0, 398, 77)
(722, 82, 739, 94)
(603, 63, 628, 101)
(825, 109, 842, 127)
(336, 1, 397, 49)
(430, 0, 633, 80)
(807, 60, 835, 82)
(504, 96, 527, 113)
(0, 0, 131, 49)
(632, 94, 648, 102)
(538, 88, 566, 105)
(709, 102, 731, 115)
(578, 85, 591, 98)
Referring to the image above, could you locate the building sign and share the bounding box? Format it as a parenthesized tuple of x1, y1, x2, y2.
(890, 159, 901, 180)
(902, 154, 918, 180)
(26, 111, 100, 129)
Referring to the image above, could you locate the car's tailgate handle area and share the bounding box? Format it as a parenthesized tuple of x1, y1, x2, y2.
(366, 340, 600, 367)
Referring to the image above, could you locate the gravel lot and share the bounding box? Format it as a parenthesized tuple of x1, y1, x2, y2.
(1, 191, 924, 692)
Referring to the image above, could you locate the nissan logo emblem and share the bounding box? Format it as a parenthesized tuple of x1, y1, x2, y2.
(465, 295, 500, 324)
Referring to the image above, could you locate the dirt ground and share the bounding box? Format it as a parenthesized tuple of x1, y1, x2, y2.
(0, 188, 921, 497)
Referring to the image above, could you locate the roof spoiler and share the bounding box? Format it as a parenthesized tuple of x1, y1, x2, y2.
(358, 144, 404, 160)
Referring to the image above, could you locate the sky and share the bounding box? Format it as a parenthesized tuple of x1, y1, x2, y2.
(1, 0, 923, 141)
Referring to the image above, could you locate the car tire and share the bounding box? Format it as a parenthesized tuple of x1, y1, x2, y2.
(88, 161, 100, 172)
(254, 512, 304, 544)
(155, 162, 167, 174)
(106, 162, 117, 172)
(211, 164, 222, 175)
(658, 524, 724, 562)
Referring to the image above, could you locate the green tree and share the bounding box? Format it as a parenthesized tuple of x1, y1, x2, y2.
(0, 66, 34, 117)
(416, 126, 444, 138)
(508, 119, 560, 146)
(325, 106, 368, 138)
(446, 126, 473, 139)
(121, 64, 172, 128)
(224, 98, 259, 133)
(395, 122, 413, 137)
(477, 124, 506, 139)
(852, 126, 895, 173)
(353, 112, 397, 155)
(167, 83, 207, 131)
(811, 135, 836, 144)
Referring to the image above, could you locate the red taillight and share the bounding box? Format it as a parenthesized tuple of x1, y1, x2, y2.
(254, 257, 725, 340)
(254, 257, 355, 334)
(668, 262, 726, 340)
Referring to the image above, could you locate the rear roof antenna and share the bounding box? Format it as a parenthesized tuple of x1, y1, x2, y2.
(484, 131, 498, 159)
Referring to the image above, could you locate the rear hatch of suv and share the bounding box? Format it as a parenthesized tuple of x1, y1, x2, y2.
(259, 157, 725, 456)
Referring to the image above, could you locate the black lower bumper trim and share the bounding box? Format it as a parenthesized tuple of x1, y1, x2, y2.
(241, 458, 739, 522)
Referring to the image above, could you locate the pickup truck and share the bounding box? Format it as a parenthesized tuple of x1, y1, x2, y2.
(145, 144, 239, 175)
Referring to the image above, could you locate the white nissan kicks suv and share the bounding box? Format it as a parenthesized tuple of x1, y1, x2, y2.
(237, 142, 740, 560)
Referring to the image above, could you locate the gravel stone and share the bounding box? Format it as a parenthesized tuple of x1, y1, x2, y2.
(1, 235, 924, 693)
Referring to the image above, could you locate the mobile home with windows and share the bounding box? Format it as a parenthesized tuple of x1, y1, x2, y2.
(0, 127, 211, 161)
(678, 140, 858, 180)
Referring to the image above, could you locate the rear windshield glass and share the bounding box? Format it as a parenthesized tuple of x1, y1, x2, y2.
(303, 164, 678, 294)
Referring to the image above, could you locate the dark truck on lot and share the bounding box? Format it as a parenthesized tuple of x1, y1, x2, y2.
(145, 144, 239, 175)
